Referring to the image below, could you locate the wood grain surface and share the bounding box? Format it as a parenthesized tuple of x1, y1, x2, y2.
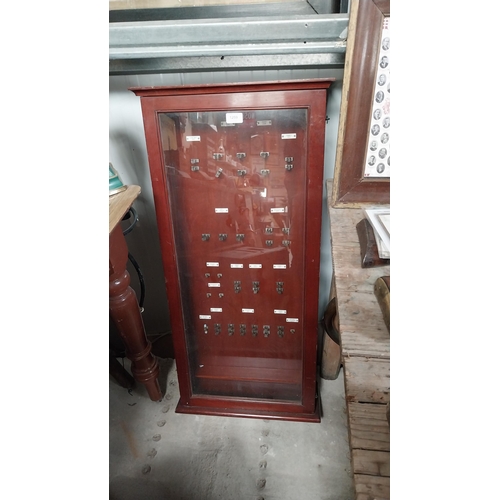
(327, 179, 390, 499)
(109, 185, 141, 234)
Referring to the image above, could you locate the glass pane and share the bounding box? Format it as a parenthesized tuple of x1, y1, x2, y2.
(159, 108, 308, 402)
(363, 16, 390, 179)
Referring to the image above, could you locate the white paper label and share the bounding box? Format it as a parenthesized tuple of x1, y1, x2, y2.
(249, 264, 262, 269)
(242, 308, 254, 313)
(199, 314, 211, 319)
(286, 318, 299, 323)
(210, 308, 223, 313)
(215, 208, 229, 213)
(186, 136, 201, 141)
(274, 309, 287, 314)
(257, 120, 272, 126)
(208, 283, 221, 287)
(281, 133, 296, 139)
(273, 264, 287, 269)
(270, 207, 285, 213)
(206, 262, 219, 267)
(226, 112, 243, 124)
(230, 263, 244, 268)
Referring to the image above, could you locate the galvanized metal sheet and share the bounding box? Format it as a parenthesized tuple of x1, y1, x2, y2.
(109, 14, 349, 75)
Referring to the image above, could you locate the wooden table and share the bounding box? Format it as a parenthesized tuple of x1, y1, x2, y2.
(327, 181, 390, 500)
(109, 185, 162, 401)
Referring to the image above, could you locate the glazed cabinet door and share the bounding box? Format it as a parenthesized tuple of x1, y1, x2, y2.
(132, 81, 332, 421)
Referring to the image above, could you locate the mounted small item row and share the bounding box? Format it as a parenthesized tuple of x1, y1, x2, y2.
(131, 79, 333, 422)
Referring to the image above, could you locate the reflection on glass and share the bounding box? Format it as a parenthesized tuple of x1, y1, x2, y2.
(159, 109, 308, 403)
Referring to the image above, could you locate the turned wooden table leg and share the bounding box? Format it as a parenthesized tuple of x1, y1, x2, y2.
(109, 225, 162, 401)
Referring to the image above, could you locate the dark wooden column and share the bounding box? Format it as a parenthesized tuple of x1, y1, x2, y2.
(109, 186, 162, 401)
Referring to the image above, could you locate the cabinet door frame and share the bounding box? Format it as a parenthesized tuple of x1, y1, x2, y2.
(132, 80, 332, 421)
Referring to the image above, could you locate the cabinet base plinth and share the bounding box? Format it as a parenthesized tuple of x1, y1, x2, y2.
(174, 398, 321, 423)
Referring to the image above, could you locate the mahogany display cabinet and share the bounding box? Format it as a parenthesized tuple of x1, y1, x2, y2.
(131, 79, 333, 422)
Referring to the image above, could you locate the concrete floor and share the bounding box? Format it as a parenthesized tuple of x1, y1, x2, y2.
(109, 357, 354, 500)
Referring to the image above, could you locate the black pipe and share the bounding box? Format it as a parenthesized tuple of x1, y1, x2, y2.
(121, 207, 145, 310)
(128, 252, 145, 310)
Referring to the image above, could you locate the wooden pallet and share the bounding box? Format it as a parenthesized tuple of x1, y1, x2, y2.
(327, 181, 390, 499)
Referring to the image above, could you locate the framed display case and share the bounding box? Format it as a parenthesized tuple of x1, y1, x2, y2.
(131, 79, 332, 421)
(332, 0, 390, 206)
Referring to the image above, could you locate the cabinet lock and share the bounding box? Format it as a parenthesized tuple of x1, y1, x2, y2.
(260, 169, 270, 176)
(260, 152, 270, 158)
(219, 233, 227, 241)
(285, 164, 294, 171)
(215, 168, 223, 178)
(202, 233, 210, 241)
(236, 152, 246, 159)
(265, 240, 273, 247)
(236, 233, 245, 242)
(213, 153, 224, 160)
(191, 165, 200, 171)
(237, 169, 247, 176)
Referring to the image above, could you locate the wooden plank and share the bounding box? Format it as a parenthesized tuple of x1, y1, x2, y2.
(348, 402, 389, 452)
(338, 291, 388, 346)
(196, 356, 302, 385)
(330, 208, 364, 244)
(331, 246, 390, 294)
(109, 185, 141, 234)
(341, 329, 390, 359)
(343, 357, 390, 404)
(327, 190, 391, 499)
(354, 474, 390, 500)
(337, 290, 390, 358)
(352, 449, 390, 477)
